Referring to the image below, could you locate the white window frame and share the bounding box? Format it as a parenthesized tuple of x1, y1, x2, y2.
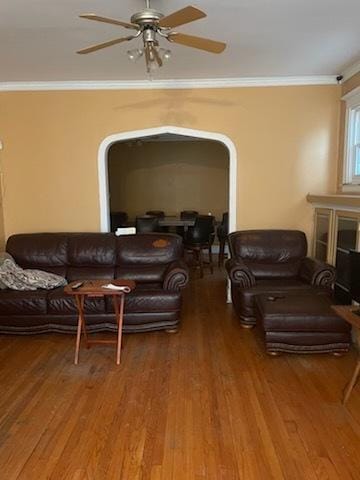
(342, 87, 360, 191)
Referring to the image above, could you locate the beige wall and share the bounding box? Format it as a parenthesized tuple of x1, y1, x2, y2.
(0, 205, 4, 250)
(108, 140, 229, 220)
(337, 72, 360, 191)
(0, 85, 340, 243)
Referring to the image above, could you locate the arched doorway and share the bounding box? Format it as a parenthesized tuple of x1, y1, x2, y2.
(98, 126, 237, 233)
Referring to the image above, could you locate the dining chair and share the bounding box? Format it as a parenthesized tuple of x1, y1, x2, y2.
(146, 210, 167, 231)
(180, 210, 199, 220)
(217, 212, 229, 266)
(135, 215, 160, 233)
(177, 210, 199, 237)
(146, 210, 165, 218)
(110, 211, 128, 232)
(184, 215, 215, 278)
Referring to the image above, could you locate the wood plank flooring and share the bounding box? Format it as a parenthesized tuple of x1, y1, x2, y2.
(0, 271, 360, 479)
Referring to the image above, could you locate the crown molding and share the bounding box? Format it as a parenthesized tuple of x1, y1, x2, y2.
(342, 59, 360, 82)
(342, 85, 360, 103)
(0, 75, 338, 92)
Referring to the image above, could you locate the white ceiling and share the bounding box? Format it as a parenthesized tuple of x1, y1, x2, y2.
(1, 0, 360, 82)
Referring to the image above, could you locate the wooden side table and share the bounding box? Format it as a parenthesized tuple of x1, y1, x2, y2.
(65, 279, 135, 365)
(332, 305, 360, 404)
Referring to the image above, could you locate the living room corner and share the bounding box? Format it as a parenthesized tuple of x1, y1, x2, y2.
(1, 1, 360, 478)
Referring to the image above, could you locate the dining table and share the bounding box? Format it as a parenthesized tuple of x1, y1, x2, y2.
(124, 216, 219, 233)
(125, 216, 196, 232)
(158, 216, 195, 232)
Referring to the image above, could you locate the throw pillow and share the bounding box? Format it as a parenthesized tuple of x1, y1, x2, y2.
(0, 252, 14, 289)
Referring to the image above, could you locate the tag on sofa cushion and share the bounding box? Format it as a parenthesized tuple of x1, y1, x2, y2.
(152, 239, 170, 248)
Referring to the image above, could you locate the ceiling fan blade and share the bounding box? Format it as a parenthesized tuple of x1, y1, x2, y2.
(158, 6, 206, 29)
(79, 14, 138, 30)
(77, 35, 135, 54)
(168, 33, 226, 53)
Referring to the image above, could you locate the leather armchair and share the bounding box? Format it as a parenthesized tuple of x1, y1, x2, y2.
(226, 230, 336, 327)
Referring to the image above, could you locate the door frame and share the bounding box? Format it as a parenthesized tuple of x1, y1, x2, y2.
(98, 125, 237, 233)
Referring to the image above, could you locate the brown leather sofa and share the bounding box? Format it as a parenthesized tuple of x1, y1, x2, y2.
(226, 230, 336, 327)
(0, 232, 189, 334)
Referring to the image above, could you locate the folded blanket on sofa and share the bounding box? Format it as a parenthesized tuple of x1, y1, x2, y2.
(0, 254, 67, 291)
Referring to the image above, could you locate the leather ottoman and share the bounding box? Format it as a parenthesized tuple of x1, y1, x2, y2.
(255, 293, 351, 355)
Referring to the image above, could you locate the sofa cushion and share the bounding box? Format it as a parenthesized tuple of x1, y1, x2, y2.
(115, 265, 165, 283)
(116, 234, 183, 265)
(68, 234, 116, 266)
(47, 288, 106, 315)
(105, 288, 181, 314)
(245, 261, 301, 279)
(239, 279, 314, 301)
(66, 267, 115, 282)
(6, 233, 68, 268)
(229, 230, 307, 279)
(0, 290, 48, 315)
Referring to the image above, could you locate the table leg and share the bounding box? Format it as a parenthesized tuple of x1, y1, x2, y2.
(74, 295, 85, 365)
(343, 357, 360, 404)
(81, 301, 89, 349)
(114, 294, 125, 365)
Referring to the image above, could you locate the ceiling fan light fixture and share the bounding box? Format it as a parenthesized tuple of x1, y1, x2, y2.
(159, 48, 172, 62)
(148, 59, 159, 71)
(127, 48, 143, 62)
(77, 1, 226, 76)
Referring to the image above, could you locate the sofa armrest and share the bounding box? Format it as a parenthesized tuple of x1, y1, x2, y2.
(225, 258, 256, 288)
(163, 260, 189, 291)
(299, 257, 336, 288)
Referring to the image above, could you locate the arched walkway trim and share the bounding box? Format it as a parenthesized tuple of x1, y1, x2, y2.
(98, 126, 237, 233)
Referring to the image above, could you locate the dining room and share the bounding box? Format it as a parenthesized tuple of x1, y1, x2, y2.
(107, 132, 230, 273)
(107, 133, 229, 228)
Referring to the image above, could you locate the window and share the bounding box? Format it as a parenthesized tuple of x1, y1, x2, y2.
(343, 89, 360, 188)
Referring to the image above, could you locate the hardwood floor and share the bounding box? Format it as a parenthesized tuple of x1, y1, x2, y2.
(0, 271, 360, 479)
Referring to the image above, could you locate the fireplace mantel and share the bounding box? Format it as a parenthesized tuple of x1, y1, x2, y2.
(307, 193, 360, 211)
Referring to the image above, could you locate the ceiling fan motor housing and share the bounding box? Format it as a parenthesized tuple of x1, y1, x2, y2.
(143, 29, 157, 44)
(130, 9, 164, 28)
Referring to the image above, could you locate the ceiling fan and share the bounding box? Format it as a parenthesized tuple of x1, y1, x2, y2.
(77, 1, 226, 73)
